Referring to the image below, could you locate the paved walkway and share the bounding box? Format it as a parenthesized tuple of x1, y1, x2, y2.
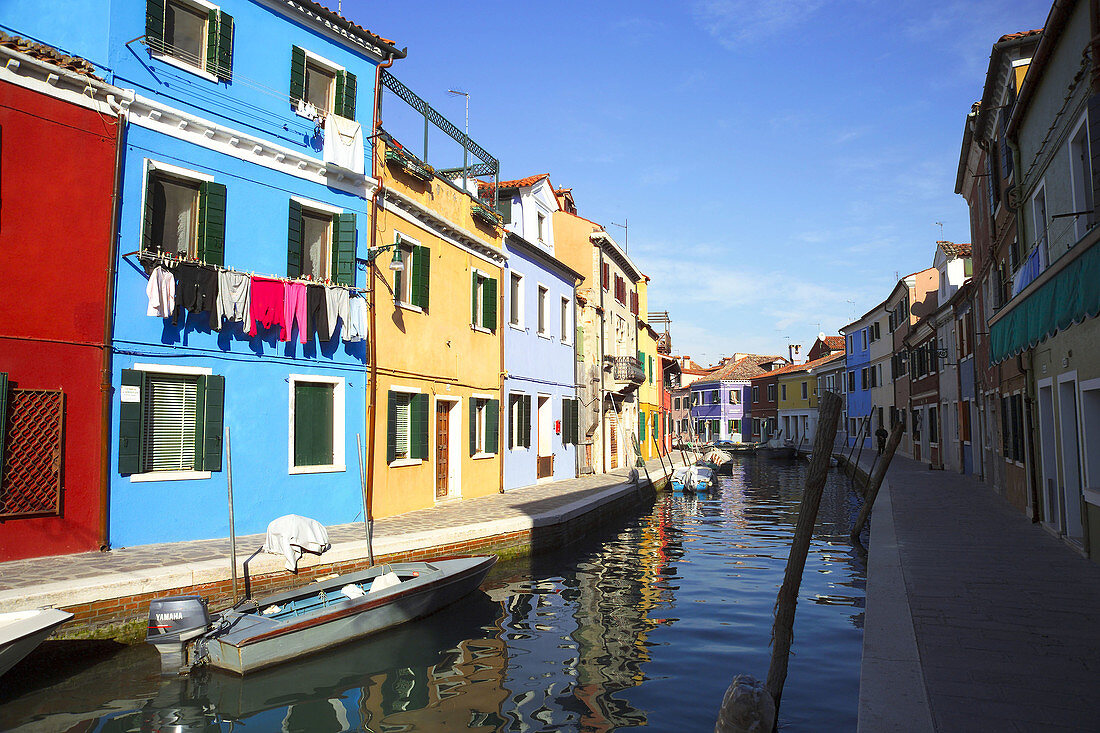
(855, 452, 1100, 732)
(0, 455, 691, 613)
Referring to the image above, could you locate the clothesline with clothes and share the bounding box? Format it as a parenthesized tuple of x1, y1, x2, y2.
(132, 250, 369, 344)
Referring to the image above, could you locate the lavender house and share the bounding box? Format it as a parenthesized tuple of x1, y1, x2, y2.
(690, 355, 787, 442)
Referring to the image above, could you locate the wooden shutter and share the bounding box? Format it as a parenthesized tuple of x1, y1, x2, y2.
(484, 277, 497, 332)
(562, 398, 572, 446)
(570, 399, 579, 444)
(290, 46, 306, 106)
(146, 0, 165, 53)
(411, 393, 428, 459)
(293, 381, 332, 468)
(497, 196, 511, 222)
(200, 374, 225, 471)
(412, 245, 429, 309)
(576, 325, 584, 360)
(469, 397, 477, 455)
(142, 173, 156, 253)
(639, 411, 646, 441)
(287, 199, 303, 278)
(386, 391, 397, 464)
(522, 395, 532, 448)
(118, 369, 145, 474)
(205, 10, 233, 80)
(601, 263, 609, 290)
(336, 70, 357, 118)
(471, 272, 479, 326)
(486, 399, 499, 453)
(508, 395, 516, 449)
(198, 181, 226, 266)
(332, 212, 357, 286)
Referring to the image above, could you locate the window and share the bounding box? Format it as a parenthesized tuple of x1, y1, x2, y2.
(393, 234, 430, 309)
(674, 397, 681, 410)
(801, 382, 808, 400)
(146, 0, 234, 81)
(780, 384, 787, 401)
(290, 376, 345, 473)
(752, 386, 759, 403)
(561, 297, 570, 342)
(959, 400, 971, 443)
(848, 371, 856, 392)
(142, 167, 226, 265)
(711, 390, 720, 404)
(118, 367, 223, 479)
(387, 390, 428, 464)
(601, 262, 609, 291)
(767, 384, 776, 402)
(537, 285, 549, 335)
(469, 397, 499, 455)
(509, 273, 523, 327)
(847, 334, 853, 354)
(289, 47, 356, 118)
(728, 419, 735, 433)
(509, 393, 531, 449)
(929, 405, 939, 445)
(913, 409, 922, 441)
(1031, 184, 1048, 263)
(1070, 116, 1095, 240)
(537, 212, 546, 242)
(614, 275, 625, 304)
(288, 200, 356, 285)
(729, 389, 741, 405)
(630, 290, 639, 315)
(471, 271, 498, 332)
(861, 329, 868, 350)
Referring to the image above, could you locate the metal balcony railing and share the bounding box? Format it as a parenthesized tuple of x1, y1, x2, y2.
(611, 356, 646, 384)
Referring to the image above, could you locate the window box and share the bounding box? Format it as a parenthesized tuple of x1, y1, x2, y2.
(384, 148, 434, 181)
(471, 203, 502, 226)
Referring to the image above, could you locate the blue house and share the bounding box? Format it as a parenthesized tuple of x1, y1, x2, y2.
(8, 0, 405, 546)
(841, 315, 873, 448)
(494, 175, 583, 489)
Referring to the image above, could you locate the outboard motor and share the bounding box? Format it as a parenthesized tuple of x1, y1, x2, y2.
(147, 596, 211, 675)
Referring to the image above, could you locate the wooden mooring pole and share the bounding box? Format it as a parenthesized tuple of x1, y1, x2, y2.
(849, 423, 904, 543)
(715, 391, 842, 733)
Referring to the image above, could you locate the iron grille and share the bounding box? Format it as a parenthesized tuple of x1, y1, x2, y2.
(1, 389, 64, 519)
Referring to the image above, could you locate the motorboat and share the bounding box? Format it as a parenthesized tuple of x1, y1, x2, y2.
(147, 556, 497, 675)
(702, 447, 734, 474)
(0, 608, 73, 677)
(691, 464, 718, 492)
(756, 434, 797, 459)
(670, 466, 692, 492)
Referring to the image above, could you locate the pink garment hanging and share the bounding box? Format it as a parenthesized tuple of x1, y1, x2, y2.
(249, 276, 287, 340)
(284, 282, 308, 344)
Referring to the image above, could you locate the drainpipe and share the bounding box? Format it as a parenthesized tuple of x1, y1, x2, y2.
(598, 246, 607, 473)
(498, 252, 505, 493)
(98, 96, 129, 550)
(365, 53, 397, 543)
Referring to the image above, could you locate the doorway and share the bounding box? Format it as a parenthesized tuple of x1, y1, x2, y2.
(608, 410, 618, 469)
(435, 398, 459, 501)
(536, 395, 552, 479)
(1038, 381, 1060, 531)
(1058, 376, 1084, 545)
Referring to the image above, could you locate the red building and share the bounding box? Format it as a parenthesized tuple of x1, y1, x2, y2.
(0, 38, 122, 560)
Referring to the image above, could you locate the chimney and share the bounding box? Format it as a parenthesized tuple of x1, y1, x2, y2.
(788, 343, 802, 364)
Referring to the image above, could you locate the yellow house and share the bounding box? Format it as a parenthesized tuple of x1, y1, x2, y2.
(366, 137, 506, 518)
(636, 277, 661, 461)
(776, 352, 845, 447)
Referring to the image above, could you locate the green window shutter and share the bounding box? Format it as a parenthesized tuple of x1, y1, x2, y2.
(290, 46, 306, 106)
(484, 277, 497, 332)
(142, 173, 156, 253)
(471, 272, 479, 326)
(287, 199, 303, 278)
(205, 10, 233, 80)
(118, 369, 145, 474)
(486, 399, 500, 454)
(332, 213, 357, 286)
(411, 393, 428, 459)
(0, 373, 8, 470)
(412, 245, 430, 309)
(640, 411, 646, 441)
(293, 382, 333, 468)
(571, 399, 580, 444)
(387, 391, 397, 464)
(198, 181, 226, 266)
(469, 398, 478, 456)
(146, 0, 165, 53)
(496, 196, 511, 222)
(649, 356, 654, 383)
(562, 398, 572, 446)
(576, 325, 584, 360)
(201, 374, 225, 471)
(507, 395, 515, 450)
(336, 70, 357, 118)
(523, 395, 532, 448)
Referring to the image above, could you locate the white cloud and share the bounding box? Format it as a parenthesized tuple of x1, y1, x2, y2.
(692, 0, 828, 48)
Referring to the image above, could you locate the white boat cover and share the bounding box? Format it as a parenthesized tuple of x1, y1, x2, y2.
(262, 514, 331, 572)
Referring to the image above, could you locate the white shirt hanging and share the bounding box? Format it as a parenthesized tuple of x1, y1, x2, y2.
(322, 113, 364, 175)
(146, 266, 175, 317)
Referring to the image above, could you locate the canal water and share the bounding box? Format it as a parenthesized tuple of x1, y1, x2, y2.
(1, 457, 867, 732)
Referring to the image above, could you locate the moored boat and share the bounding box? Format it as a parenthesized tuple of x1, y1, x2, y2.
(0, 608, 73, 678)
(147, 555, 497, 675)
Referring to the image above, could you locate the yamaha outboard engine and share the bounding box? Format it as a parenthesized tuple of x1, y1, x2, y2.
(147, 596, 211, 675)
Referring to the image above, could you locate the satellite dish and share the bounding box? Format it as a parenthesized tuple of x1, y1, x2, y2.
(818, 331, 826, 342)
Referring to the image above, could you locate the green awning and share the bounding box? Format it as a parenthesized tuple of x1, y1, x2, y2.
(989, 239, 1100, 363)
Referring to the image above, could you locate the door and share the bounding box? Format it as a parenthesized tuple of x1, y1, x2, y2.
(609, 410, 618, 469)
(536, 395, 553, 478)
(1058, 379, 1084, 544)
(435, 402, 449, 499)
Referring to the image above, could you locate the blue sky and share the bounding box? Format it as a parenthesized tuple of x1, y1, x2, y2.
(345, 0, 1052, 366)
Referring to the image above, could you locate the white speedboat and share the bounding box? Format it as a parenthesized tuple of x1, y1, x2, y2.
(0, 608, 73, 677)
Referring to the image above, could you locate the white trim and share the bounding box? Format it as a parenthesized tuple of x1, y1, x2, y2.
(127, 93, 378, 196)
(388, 458, 422, 468)
(151, 51, 220, 83)
(287, 374, 346, 474)
(147, 158, 216, 183)
(131, 469, 212, 483)
(0, 43, 131, 116)
(471, 392, 495, 400)
(388, 385, 422, 394)
(291, 195, 344, 215)
(508, 270, 525, 329)
(132, 362, 212, 375)
(392, 230, 422, 308)
(302, 47, 345, 73)
(472, 452, 494, 460)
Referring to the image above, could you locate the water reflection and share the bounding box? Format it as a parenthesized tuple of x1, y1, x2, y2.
(3, 458, 866, 732)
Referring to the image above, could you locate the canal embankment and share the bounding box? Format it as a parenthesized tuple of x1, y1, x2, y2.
(847, 450, 1100, 732)
(0, 455, 693, 638)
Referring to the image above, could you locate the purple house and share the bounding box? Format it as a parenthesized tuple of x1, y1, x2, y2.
(690, 355, 787, 442)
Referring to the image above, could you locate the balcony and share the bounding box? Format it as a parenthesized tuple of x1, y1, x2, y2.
(609, 356, 645, 384)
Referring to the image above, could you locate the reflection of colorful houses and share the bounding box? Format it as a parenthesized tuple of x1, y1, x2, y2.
(688, 355, 786, 442)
